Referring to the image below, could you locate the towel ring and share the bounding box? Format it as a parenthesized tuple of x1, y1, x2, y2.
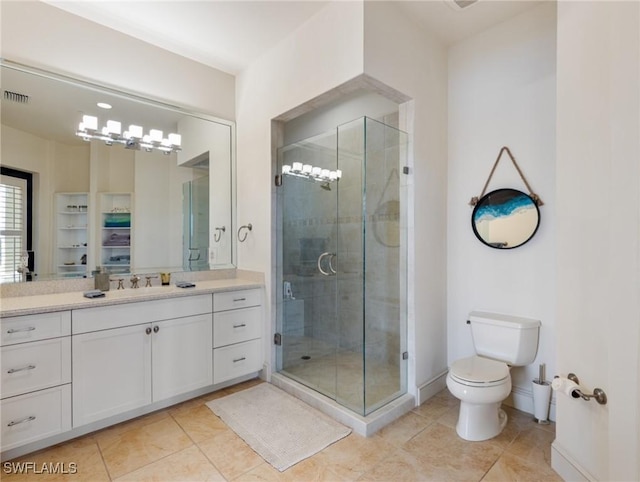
(238, 223, 253, 243)
(214, 226, 226, 242)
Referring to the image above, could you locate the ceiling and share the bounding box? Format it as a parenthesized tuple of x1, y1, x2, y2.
(1, 0, 543, 146)
(44, 0, 543, 76)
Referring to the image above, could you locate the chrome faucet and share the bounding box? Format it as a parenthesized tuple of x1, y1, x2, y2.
(130, 274, 141, 289)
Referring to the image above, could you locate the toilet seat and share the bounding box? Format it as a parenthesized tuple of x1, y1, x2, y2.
(450, 356, 509, 387)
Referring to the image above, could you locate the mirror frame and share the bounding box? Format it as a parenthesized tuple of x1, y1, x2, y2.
(471, 188, 540, 250)
(0, 59, 237, 279)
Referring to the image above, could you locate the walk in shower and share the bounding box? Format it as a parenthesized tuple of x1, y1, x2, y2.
(276, 116, 408, 417)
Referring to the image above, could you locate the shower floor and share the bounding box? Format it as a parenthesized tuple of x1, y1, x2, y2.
(280, 335, 403, 415)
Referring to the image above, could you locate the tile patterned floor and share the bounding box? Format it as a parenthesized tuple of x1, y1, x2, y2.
(4, 379, 561, 481)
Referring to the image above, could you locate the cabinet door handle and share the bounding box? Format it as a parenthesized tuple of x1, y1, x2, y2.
(233, 298, 246, 302)
(153, 325, 159, 333)
(7, 364, 36, 374)
(232, 357, 246, 363)
(145, 327, 152, 335)
(7, 415, 36, 427)
(7, 326, 36, 334)
(233, 324, 246, 328)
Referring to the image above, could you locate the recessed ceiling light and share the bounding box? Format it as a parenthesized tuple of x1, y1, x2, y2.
(97, 102, 112, 109)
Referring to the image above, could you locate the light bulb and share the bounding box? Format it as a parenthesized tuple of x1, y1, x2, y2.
(150, 129, 163, 142)
(106, 120, 121, 135)
(82, 115, 98, 131)
(128, 125, 143, 138)
(168, 133, 181, 146)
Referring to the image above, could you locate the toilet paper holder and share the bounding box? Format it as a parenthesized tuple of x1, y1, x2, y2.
(561, 373, 608, 405)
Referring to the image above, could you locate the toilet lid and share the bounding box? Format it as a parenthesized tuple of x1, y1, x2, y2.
(450, 356, 509, 384)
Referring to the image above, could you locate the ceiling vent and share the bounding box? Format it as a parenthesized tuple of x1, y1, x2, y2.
(3, 90, 30, 104)
(448, 0, 479, 10)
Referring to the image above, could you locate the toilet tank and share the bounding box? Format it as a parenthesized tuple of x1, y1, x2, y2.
(469, 311, 540, 366)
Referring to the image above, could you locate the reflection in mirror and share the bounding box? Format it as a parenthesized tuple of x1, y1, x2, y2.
(0, 61, 235, 283)
(471, 188, 540, 249)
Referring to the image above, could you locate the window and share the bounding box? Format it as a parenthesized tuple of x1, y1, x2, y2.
(0, 168, 32, 283)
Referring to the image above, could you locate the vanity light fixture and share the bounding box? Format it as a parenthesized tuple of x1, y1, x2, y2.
(281, 163, 342, 183)
(76, 115, 181, 154)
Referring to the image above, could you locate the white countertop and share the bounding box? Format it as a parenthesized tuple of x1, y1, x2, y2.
(0, 278, 263, 318)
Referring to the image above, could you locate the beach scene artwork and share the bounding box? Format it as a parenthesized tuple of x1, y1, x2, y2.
(472, 189, 539, 249)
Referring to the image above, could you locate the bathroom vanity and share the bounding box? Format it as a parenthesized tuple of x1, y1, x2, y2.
(0, 278, 264, 461)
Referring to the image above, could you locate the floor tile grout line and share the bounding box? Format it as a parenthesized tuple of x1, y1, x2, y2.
(102, 414, 195, 481)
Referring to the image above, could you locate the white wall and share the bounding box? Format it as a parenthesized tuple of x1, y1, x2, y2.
(283, 90, 398, 145)
(554, 2, 640, 480)
(447, 4, 556, 412)
(0, 1, 235, 120)
(236, 0, 365, 376)
(1, 125, 91, 277)
(362, 2, 449, 398)
(236, 1, 449, 400)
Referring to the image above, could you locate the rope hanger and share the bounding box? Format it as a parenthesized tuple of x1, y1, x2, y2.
(468, 146, 543, 206)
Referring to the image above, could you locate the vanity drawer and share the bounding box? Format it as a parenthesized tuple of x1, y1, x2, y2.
(214, 289, 261, 312)
(1, 384, 71, 452)
(1, 311, 71, 347)
(1, 337, 71, 399)
(73, 294, 212, 334)
(213, 339, 262, 384)
(214, 306, 261, 348)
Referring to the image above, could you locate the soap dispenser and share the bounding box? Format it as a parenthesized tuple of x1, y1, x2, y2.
(94, 266, 110, 292)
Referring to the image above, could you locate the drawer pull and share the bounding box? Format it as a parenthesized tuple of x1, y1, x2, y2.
(7, 364, 36, 374)
(233, 298, 247, 302)
(7, 415, 36, 427)
(233, 357, 246, 363)
(7, 326, 36, 334)
(233, 324, 247, 328)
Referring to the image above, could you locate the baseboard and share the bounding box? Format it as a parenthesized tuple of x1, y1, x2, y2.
(551, 442, 593, 481)
(416, 370, 448, 405)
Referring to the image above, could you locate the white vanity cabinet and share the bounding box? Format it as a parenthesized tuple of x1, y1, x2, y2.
(213, 289, 263, 384)
(0, 311, 72, 452)
(72, 294, 213, 427)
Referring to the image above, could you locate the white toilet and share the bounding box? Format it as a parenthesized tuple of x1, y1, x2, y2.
(446, 311, 540, 441)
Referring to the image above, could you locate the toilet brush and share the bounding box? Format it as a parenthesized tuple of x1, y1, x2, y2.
(532, 363, 551, 424)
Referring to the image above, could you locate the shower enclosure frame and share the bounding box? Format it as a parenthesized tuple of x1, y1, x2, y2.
(274, 116, 409, 417)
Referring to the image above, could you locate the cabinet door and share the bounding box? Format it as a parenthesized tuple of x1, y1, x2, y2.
(152, 314, 213, 402)
(213, 306, 262, 348)
(213, 339, 262, 385)
(1, 384, 71, 452)
(73, 324, 151, 427)
(1, 337, 71, 399)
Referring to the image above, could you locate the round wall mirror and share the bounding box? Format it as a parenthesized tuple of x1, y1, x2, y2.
(471, 188, 540, 249)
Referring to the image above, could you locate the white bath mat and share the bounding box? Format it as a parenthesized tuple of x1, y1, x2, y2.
(206, 383, 351, 471)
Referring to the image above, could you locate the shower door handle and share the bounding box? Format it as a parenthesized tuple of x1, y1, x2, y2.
(318, 252, 337, 276)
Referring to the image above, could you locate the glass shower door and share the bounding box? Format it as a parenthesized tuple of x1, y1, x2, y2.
(276, 116, 408, 417)
(182, 176, 209, 271)
(276, 131, 340, 400)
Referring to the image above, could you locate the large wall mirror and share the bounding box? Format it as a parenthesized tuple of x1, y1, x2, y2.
(0, 60, 235, 283)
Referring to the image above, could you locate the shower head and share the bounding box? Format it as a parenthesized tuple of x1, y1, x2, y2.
(320, 182, 331, 191)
